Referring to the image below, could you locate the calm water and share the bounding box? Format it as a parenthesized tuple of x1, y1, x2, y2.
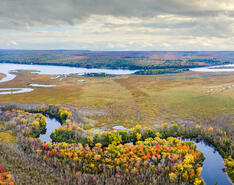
(181, 139, 232, 185)
(107, 127, 232, 184)
(1, 63, 233, 84)
(190, 64, 234, 72)
(38, 119, 233, 184)
(112, 125, 131, 131)
(29, 84, 56, 87)
(1, 63, 233, 184)
(0, 63, 137, 83)
(0, 88, 34, 94)
(39, 116, 61, 142)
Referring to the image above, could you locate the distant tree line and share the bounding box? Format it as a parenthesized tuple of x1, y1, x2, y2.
(134, 68, 189, 75)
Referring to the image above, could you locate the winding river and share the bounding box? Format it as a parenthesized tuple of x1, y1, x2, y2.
(0, 63, 137, 95)
(0, 63, 233, 95)
(1, 63, 233, 184)
(41, 120, 232, 185)
(111, 125, 232, 185)
(0, 63, 234, 84)
(181, 139, 232, 185)
(0, 63, 137, 83)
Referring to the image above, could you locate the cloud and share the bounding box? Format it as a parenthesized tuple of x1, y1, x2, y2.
(0, 0, 233, 29)
(0, 0, 233, 50)
(8, 40, 18, 46)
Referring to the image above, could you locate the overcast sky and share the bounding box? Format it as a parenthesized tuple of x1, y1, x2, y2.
(0, 0, 233, 50)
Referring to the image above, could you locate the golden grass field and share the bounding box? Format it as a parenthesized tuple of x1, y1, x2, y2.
(0, 71, 233, 128)
(0, 73, 5, 80)
(0, 121, 15, 142)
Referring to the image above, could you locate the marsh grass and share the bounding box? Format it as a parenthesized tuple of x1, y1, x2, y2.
(0, 131, 15, 142)
(0, 121, 16, 142)
(0, 72, 233, 127)
(0, 73, 6, 80)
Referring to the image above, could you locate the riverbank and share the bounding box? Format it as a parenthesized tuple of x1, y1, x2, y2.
(0, 108, 205, 185)
(1, 62, 234, 79)
(0, 63, 136, 83)
(181, 139, 232, 185)
(0, 106, 233, 184)
(191, 64, 234, 72)
(1, 50, 233, 70)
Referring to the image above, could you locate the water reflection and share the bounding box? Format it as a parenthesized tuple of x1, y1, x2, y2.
(39, 115, 61, 142)
(181, 139, 232, 185)
(0, 63, 137, 83)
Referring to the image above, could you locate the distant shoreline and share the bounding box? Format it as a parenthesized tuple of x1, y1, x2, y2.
(0, 61, 216, 70)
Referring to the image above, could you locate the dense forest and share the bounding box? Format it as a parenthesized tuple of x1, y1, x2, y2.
(0, 105, 233, 184)
(0, 50, 233, 70)
(134, 68, 189, 75)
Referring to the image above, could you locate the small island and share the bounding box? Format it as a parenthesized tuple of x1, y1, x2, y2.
(83, 73, 115, 77)
(134, 68, 189, 75)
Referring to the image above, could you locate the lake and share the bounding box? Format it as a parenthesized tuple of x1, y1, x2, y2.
(190, 64, 234, 72)
(0, 63, 137, 83)
(1, 63, 234, 84)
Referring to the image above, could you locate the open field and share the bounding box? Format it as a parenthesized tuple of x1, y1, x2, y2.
(0, 71, 233, 129)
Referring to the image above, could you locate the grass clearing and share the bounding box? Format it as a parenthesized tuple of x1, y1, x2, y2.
(0, 122, 15, 142)
(0, 131, 15, 142)
(0, 71, 233, 128)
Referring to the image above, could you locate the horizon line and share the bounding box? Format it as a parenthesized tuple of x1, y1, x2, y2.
(0, 49, 234, 52)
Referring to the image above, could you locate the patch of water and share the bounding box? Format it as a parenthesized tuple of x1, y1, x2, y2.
(190, 64, 234, 72)
(39, 116, 61, 142)
(0, 88, 34, 95)
(181, 139, 232, 185)
(0, 63, 137, 83)
(29, 84, 56, 87)
(112, 125, 131, 131)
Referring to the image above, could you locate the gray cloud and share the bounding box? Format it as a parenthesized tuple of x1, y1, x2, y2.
(0, 0, 233, 29)
(0, 0, 233, 50)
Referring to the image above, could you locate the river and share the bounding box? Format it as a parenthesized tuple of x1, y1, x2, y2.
(108, 125, 233, 185)
(190, 64, 234, 72)
(181, 139, 232, 185)
(1, 63, 234, 84)
(30, 118, 234, 185)
(0, 63, 137, 83)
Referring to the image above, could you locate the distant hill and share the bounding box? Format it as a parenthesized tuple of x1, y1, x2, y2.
(0, 50, 233, 70)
